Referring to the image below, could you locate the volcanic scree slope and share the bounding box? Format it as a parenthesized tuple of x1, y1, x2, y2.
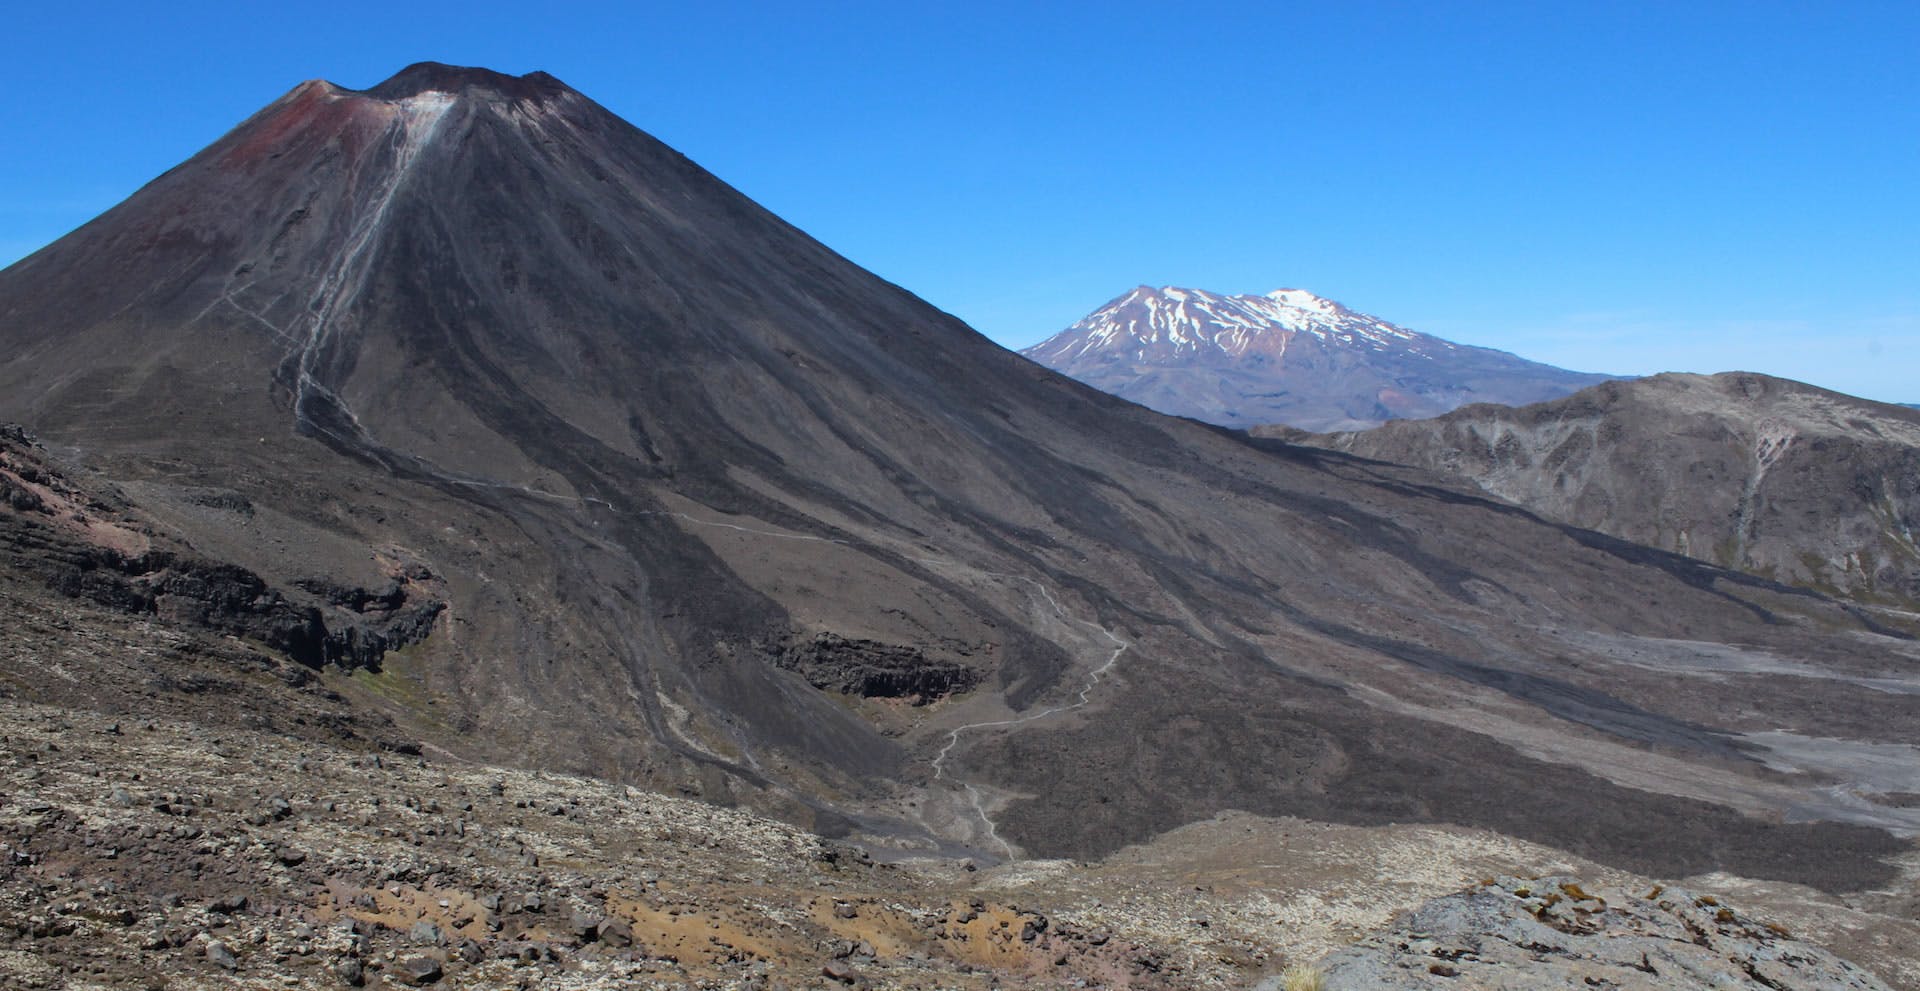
(0, 65, 1915, 892)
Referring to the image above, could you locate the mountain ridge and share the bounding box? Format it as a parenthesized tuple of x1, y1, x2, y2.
(1278, 371, 1920, 607)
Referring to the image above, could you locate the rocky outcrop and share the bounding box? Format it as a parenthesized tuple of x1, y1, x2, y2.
(5, 523, 442, 672)
(0, 477, 45, 513)
(0, 425, 442, 671)
(777, 633, 980, 703)
(1318, 875, 1892, 990)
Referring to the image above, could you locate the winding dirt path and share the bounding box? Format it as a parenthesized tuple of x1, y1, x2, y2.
(926, 587, 1130, 856)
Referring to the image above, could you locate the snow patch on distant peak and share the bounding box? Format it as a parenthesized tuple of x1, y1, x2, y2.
(1264, 288, 1339, 313)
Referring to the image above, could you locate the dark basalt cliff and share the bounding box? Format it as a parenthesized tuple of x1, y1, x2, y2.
(777, 632, 982, 704)
(1, 65, 1916, 890)
(0, 426, 443, 672)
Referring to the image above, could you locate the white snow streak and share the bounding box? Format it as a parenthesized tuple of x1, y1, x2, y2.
(290, 92, 456, 433)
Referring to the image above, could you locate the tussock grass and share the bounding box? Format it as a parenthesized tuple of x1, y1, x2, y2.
(1283, 963, 1327, 991)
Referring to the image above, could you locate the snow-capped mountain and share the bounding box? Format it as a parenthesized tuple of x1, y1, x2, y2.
(1022, 286, 1613, 431)
(1029, 286, 1432, 364)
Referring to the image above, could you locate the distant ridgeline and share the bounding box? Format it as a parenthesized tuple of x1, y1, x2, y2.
(1285, 372, 1920, 608)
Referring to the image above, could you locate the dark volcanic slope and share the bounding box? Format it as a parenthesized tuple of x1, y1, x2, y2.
(1021, 285, 1612, 430)
(1282, 372, 1920, 607)
(2, 65, 1917, 889)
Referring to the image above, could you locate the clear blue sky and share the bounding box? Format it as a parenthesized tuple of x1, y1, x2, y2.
(5, 1, 1916, 401)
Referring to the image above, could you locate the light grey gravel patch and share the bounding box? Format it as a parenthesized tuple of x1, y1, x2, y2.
(1742, 732, 1920, 835)
(1559, 631, 1920, 695)
(1744, 733, 1920, 792)
(1785, 786, 1920, 836)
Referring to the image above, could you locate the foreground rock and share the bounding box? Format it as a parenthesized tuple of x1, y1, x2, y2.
(1320, 876, 1892, 990)
(0, 693, 1180, 989)
(0, 690, 1910, 990)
